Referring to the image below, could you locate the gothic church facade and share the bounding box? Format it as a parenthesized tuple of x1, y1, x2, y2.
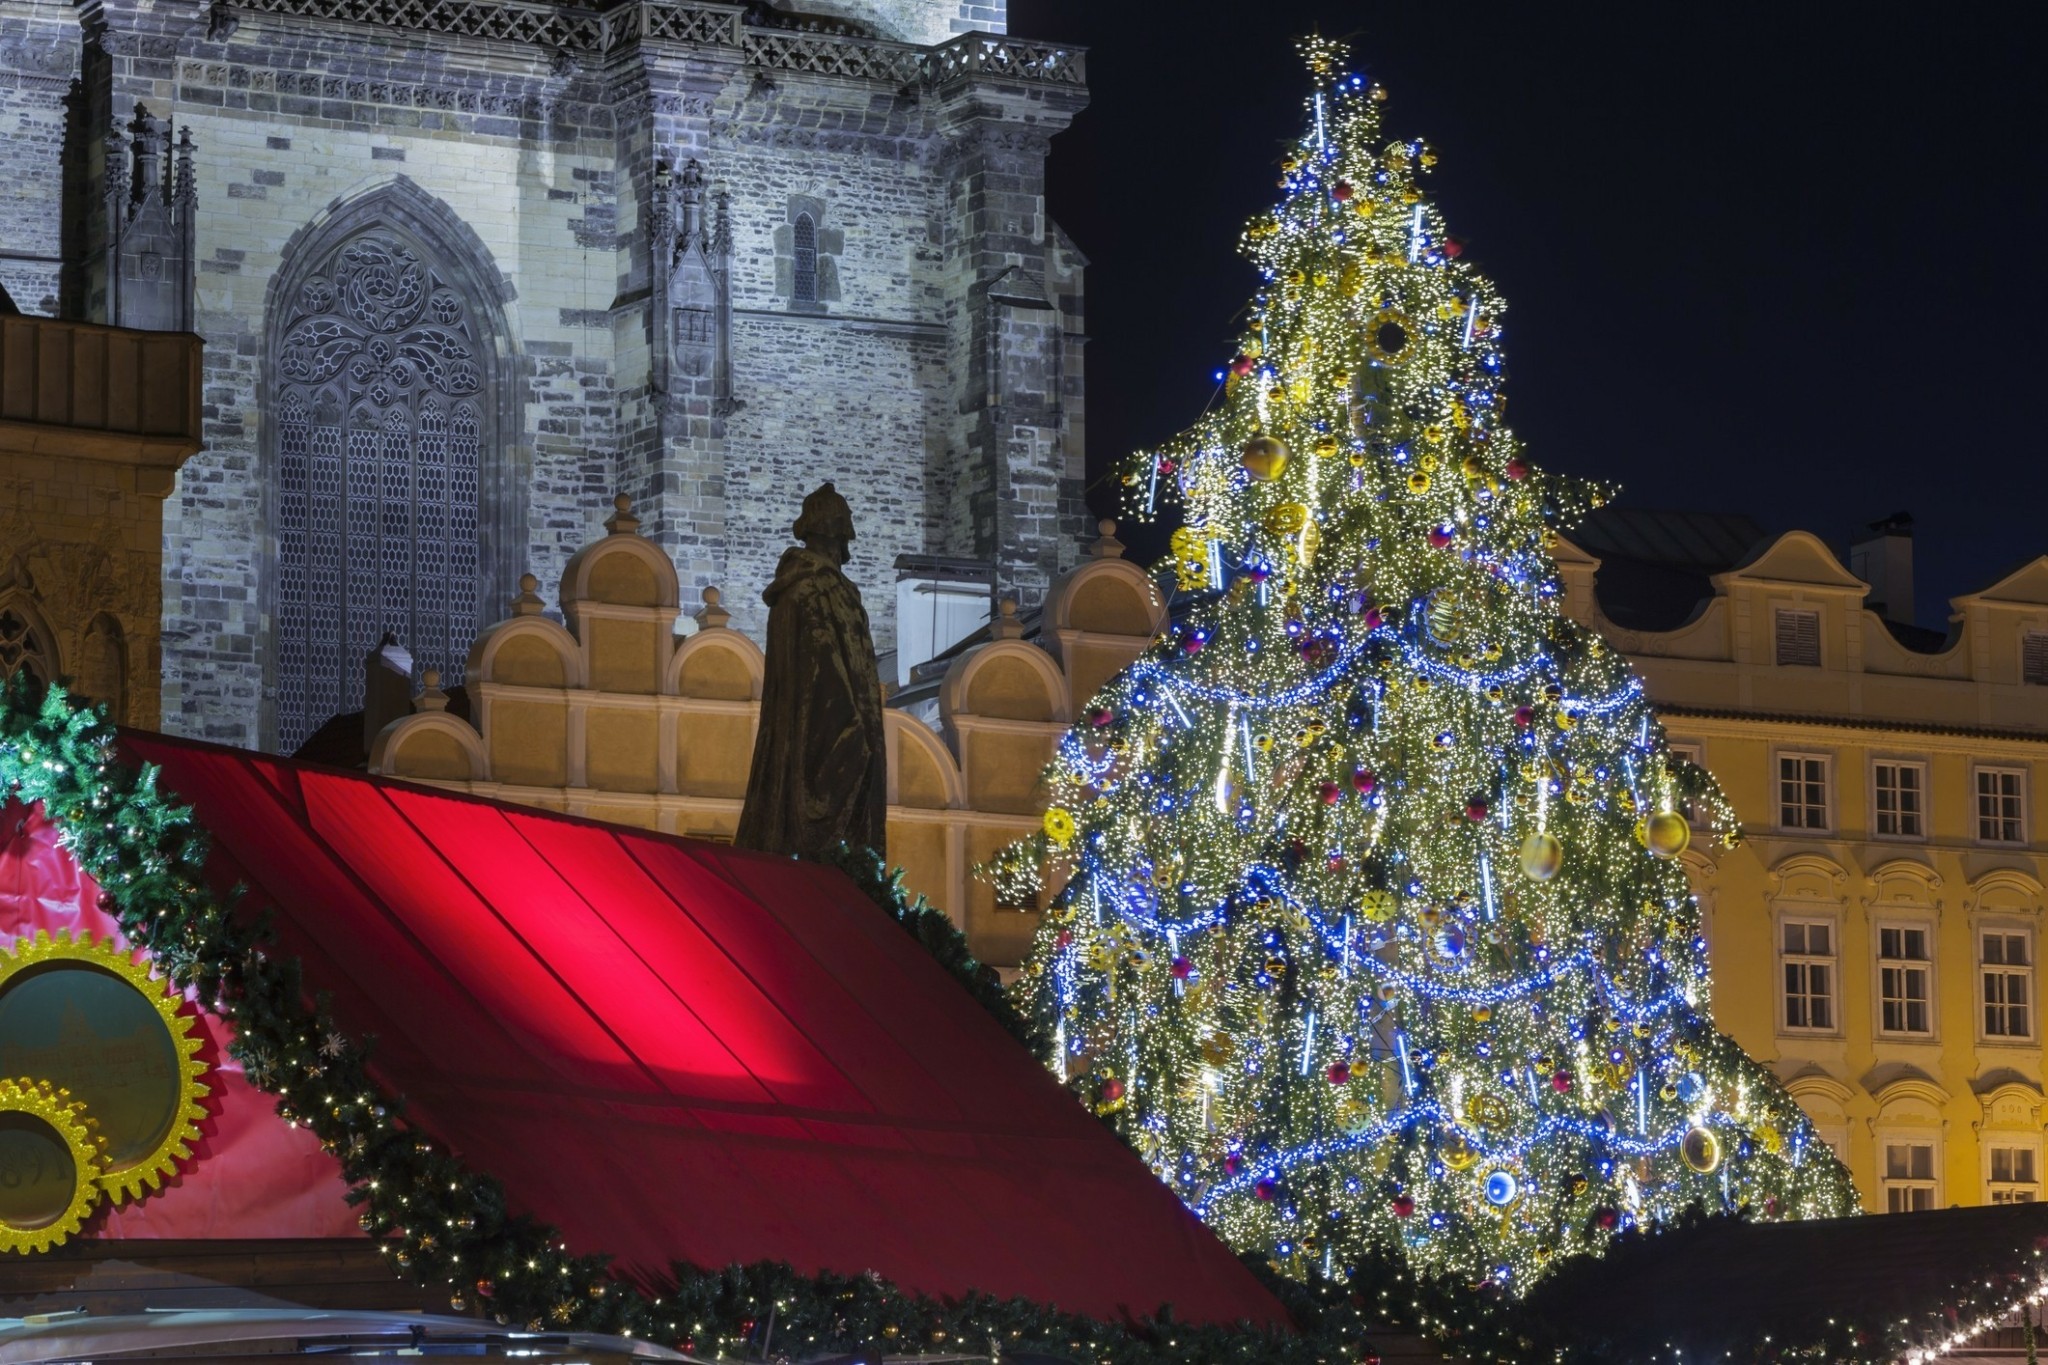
(1, 0, 1089, 751)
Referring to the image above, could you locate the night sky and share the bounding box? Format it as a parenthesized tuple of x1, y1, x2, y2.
(1007, 2, 2047, 627)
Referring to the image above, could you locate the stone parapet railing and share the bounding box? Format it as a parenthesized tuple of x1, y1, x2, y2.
(0, 315, 204, 480)
(224, 0, 1084, 89)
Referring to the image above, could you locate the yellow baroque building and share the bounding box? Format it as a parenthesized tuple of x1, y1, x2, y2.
(1558, 511, 2048, 1214)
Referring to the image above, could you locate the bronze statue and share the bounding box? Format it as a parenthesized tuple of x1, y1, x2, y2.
(734, 482, 887, 859)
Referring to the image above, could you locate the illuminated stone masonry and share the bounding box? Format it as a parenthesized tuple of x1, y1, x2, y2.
(0, 0, 1088, 752)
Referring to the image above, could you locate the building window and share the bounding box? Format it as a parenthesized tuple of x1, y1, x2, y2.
(1983, 931, 2033, 1040)
(1990, 1146, 2039, 1203)
(1976, 768, 2027, 844)
(2024, 631, 2048, 686)
(1775, 608, 1822, 667)
(1781, 919, 1836, 1032)
(1883, 1141, 1938, 1212)
(791, 213, 818, 305)
(1878, 925, 1933, 1036)
(271, 223, 491, 754)
(1873, 761, 1927, 839)
(1666, 743, 1711, 828)
(0, 600, 56, 692)
(1778, 753, 1831, 831)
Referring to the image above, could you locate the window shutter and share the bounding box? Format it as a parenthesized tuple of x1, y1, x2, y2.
(1775, 609, 1821, 667)
(2024, 632, 2048, 686)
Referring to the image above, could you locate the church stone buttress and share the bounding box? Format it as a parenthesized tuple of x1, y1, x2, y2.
(0, 0, 1088, 751)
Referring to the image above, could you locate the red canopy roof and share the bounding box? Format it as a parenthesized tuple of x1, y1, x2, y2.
(115, 732, 1288, 1328)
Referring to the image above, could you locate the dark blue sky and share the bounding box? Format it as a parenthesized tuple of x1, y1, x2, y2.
(1009, 2, 2047, 627)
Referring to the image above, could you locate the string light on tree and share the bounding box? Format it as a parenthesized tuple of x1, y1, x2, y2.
(1007, 35, 1860, 1291)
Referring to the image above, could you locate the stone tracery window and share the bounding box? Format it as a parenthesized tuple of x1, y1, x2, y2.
(0, 600, 55, 693)
(272, 229, 487, 753)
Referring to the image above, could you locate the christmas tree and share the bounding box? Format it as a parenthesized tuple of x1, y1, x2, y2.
(1006, 39, 1860, 1291)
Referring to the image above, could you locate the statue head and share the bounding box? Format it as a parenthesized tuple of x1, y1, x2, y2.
(793, 482, 855, 565)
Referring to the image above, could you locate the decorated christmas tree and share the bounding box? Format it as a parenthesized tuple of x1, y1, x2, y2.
(1006, 39, 1861, 1291)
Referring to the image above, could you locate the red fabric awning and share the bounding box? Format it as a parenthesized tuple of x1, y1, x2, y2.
(110, 731, 1287, 1328)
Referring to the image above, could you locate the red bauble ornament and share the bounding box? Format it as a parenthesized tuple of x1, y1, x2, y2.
(1443, 237, 1465, 259)
(1464, 798, 1489, 822)
(1089, 706, 1115, 728)
(1332, 180, 1355, 202)
(1363, 607, 1385, 630)
(1319, 782, 1343, 806)
(1224, 1152, 1244, 1175)
(1255, 1179, 1278, 1202)
(1158, 457, 1177, 474)
(740, 1319, 757, 1337)
(1550, 1069, 1572, 1093)
(1513, 705, 1535, 729)
(1391, 1194, 1416, 1218)
(1170, 955, 1193, 980)
(1229, 354, 1257, 377)
(1594, 1207, 1619, 1231)
(1182, 634, 1205, 655)
(1327, 1061, 1352, 1085)
(1101, 1077, 1125, 1103)
(1055, 929, 1073, 949)
(1352, 768, 1378, 795)
(1327, 852, 1346, 872)
(1427, 527, 1454, 548)
(475, 1279, 496, 1299)
(1504, 457, 1529, 481)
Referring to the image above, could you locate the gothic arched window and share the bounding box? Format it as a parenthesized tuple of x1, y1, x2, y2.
(792, 212, 818, 305)
(270, 224, 492, 753)
(0, 596, 56, 697)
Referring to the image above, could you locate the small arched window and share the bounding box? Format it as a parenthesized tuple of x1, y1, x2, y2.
(792, 212, 818, 305)
(0, 597, 56, 695)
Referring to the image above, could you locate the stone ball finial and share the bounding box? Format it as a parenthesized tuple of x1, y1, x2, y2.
(604, 494, 641, 537)
(614, 493, 632, 513)
(416, 668, 450, 713)
(991, 595, 1025, 640)
(1089, 517, 1127, 560)
(695, 583, 732, 630)
(512, 571, 545, 616)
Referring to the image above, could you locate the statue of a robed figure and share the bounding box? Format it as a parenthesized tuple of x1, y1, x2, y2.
(734, 483, 888, 860)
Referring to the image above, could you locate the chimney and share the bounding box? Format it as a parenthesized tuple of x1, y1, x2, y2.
(1850, 511, 1914, 625)
(362, 632, 415, 751)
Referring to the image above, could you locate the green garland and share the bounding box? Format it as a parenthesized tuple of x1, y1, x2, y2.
(0, 680, 1436, 1365)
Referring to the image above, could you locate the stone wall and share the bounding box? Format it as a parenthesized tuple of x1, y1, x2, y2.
(0, 0, 78, 317)
(16, 0, 1085, 751)
(810, 1, 1006, 45)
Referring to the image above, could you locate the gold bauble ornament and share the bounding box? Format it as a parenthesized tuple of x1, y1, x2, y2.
(1263, 502, 1310, 536)
(1240, 435, 1289, 481)
(1640, 811, 1691, 858)
(1440, 1131, 1479, 1171)
(1406, 470, 1432, 494)
(1359, 889, 1399, 923)
(1312, 434, 1341, 458)
(1518, 831, 1564, 882)
(1680, 1126, 1723, 1174)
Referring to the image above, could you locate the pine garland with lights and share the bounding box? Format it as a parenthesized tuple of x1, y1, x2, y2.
(1, 677, 1464, 1365)
(1008, 38, 1861, 1296)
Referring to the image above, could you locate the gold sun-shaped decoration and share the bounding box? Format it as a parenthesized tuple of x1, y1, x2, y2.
(0, 1077, 107, 1254)
(0, 928, 210, 1205)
